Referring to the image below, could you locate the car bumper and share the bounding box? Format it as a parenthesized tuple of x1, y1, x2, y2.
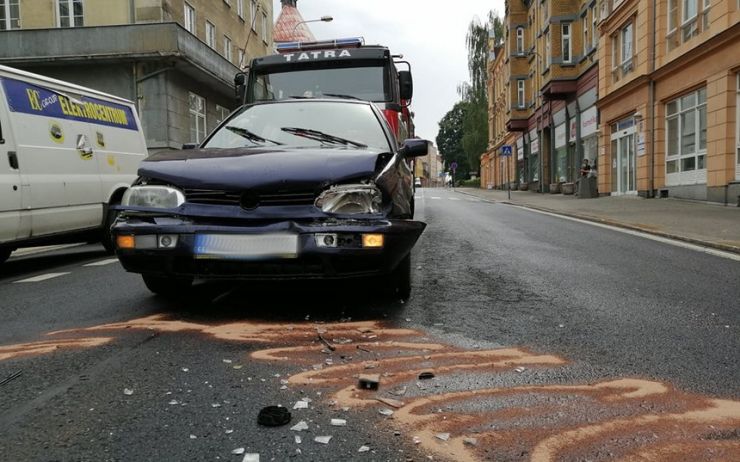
(112, 217, 425, 280)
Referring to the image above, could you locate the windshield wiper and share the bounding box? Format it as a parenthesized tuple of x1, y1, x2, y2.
(225, 126, 282, 145)
(321, 93, 362, 100)
(281, 127, 367, 148)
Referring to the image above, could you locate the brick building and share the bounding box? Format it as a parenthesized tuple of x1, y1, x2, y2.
(0, 0, 274, 152)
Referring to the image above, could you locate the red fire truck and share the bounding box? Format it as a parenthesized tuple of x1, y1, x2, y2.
(235, 37, 414, 141)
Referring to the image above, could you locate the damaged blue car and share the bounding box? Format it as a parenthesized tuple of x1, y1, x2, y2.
(112, 99, 428, 299)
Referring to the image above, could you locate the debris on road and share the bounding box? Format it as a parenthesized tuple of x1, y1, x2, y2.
(463, 437, 478, 446)
(376, 397, 404, 408)
(314, 436, 332, 444)
(293, 400, 309, 409)
(390, 386, 407, 396)
(333, 337, 353, 344)
(123, 388, 134, 396)
(436, 433, 450, 441)
(358, 374, 381, 390)
(231, 448, 245, 455)
(211, 403, 221, 408)
(225, 429, 234, 434)
(168, 399, 178, 405)
(189, 434, 197, 439)
(330, 418, 347, 426)
(241, 454, 260, 462)
(181, 368, 189, 372)
(358, 445, 370, 452)
(378, 408, 394, 416)
(363, 361, 379, 369)
(257, 405, 291, 427)
(294, 435, 302, 444)
(514, 367, 526, 373)
(318, 333, 336, 351)
(356, 345, 373, 353)
(412, 436, 421, 445)
(418, 371, 435, 380)
(223, 359, 233, 364)
(290, 421, 309, 432)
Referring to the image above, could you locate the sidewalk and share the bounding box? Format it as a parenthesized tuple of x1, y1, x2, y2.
(455, 187, 740, 255)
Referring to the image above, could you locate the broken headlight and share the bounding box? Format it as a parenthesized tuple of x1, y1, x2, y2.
(315, 184, 382, 214)
(122, 185, 185, 209)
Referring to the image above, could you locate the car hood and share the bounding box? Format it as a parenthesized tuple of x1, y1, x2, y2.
(139, 147, 390, 191)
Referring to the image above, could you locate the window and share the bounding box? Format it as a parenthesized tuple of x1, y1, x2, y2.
(561, 23, 571, 63)
(517, 80, 525, 108)
(57, 0, 83, 28)
(682, 0, 698, 23)
(665, 87, 707, 175)
(215, 105, 230, 125)
(591, 4, 599, 49)
(250, 0, 257, 31)
(516, 27, 524, 54)
(545, 30, 551, 68)
(668, 0, 678, 32)
(206, 21, 215, 48)
(702, 0, 711, 30)
(189, 93, 207, 143)
(238, 48, 245, 68)
(237, 0, 244, 19)
(261, 12, 268, 42)
(669, 0, 711, 49)
(0, 0, 20, 30)
(224, 36, 232, 62)
(583, 14, 589, 55)
(184, 2, 195, 33)
(620, 22, 634, 74)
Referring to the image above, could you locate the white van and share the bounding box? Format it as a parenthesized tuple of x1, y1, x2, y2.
(0, 65, 147, 264)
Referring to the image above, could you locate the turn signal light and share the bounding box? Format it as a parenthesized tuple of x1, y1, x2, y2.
(116, 235, 135, 249)
(361, 234, 384, 248)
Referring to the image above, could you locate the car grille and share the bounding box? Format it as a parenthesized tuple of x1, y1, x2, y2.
(184, 188, 316, 208)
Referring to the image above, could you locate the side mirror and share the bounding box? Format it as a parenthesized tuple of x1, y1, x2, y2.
(234, 73, 246, 86)
(398, 71, 413, 101)
(399, 138, 428, 158)
(234, 72, 247, 102)
(182, 143, 198, 150)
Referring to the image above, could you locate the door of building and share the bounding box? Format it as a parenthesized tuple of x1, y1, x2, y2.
(610, 122, 637, 195)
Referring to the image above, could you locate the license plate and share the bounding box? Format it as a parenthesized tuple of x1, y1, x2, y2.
(194, 234, 298, 259)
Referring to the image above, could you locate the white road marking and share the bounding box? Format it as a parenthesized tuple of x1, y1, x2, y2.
(14, 272, 71, 283)
(449, 198, 461, 201)
(10, 244, 84, 258)
(517, 206, 740, 262)
(430, 197, 441, 200)
(83, 258, 119, 267)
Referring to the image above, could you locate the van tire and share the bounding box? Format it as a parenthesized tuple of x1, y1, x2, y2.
(142, 275, 193, 297)
(0, 248, 11, 265)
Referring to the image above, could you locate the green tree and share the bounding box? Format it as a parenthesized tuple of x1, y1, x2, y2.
(436, 101, 470, 179)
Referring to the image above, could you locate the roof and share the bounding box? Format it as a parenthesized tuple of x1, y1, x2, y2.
(273, 0, 316, 43)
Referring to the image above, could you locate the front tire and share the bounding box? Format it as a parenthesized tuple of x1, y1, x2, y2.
(142, 275, 193, 297)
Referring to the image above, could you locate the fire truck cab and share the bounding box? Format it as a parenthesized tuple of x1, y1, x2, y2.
(235, 37, 414, 142)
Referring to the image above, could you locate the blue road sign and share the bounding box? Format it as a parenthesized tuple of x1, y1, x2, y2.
(450, 161, 458, 171)
(501, 145, 513, 157)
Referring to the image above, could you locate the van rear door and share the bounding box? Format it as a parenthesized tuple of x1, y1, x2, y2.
(0, 83, 23, 244)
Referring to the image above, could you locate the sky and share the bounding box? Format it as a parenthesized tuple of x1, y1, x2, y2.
(271, 0, 505, 144)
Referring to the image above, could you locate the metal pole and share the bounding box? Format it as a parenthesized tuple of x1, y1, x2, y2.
(507, 155, 511, 200)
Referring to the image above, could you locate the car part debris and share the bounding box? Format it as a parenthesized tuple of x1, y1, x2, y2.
(463, 437, 478, 446)
(358, 445, 370, 452)
(225, 429, 234, 434)
(436, 433, 450, 441)
(232, 448, 245, 455)
(358, 374, 380, 390)
(314, 436, 332, 444)
(364, 361, 379, 369)
(290, 420, 309, 431)
(378, 408, 394, 416)
(242, 454, 260, 462)
(318, 333, 336, 351)
(376, 397, 404, 408)
(257, 405, 291, 427)
(293, 400, 309, 409)
(356, 346, 373, 353)
(330, 418, 347, 426)
(412, 436, 421, 445)
(390, 386, 407, 396)
(189, 434, 197, 439)
(123, 388, 134, 395)
(514, 367, 526, 373)
(418, 371, 435, 380)
(294, 435, 302, 444)
(333, 338, 353, 344)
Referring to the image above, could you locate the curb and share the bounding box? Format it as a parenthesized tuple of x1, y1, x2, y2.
(455, 190, 740, 256)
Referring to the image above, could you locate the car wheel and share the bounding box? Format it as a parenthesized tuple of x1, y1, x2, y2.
(387, 254, 411, 300)
(0, 248, 12, 265)
(101, 207, 119, 254)
(142, 275, 193, 297)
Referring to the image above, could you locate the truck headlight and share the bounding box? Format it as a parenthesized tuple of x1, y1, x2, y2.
(315, 184, 382, 214)
(122, 186, 185, 209)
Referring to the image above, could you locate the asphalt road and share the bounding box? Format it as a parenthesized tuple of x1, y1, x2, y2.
(0, 188, 738, 461)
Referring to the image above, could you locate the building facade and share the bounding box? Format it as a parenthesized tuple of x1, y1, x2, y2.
(597, 0, 740, 201)
(0, 0, 274, 153)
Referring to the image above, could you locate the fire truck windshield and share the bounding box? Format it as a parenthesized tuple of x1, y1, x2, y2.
(249, 65, 391, 103)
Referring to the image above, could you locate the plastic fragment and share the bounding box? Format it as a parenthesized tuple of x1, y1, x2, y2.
(436, 433, 450, 441)
(358, 445, 370, 453)
(330, 418, 347, 426)
(376, 397, 404, 408)
(463, 437, 478, 446)
(233, 365, 243, 370)
(390, 386, 407, 396)
(181, 368, 189, 372)
(212, 403, 221, 408)
(290, 420, 309, 431)
(314, 436, 332, 444)
(123, 388, 134, 396)
(413, 436, 421, 444)
(222, 359, 232, 364)
(378, 408, 394, 416)
(225, 429, 234, 434)
(168, 400, 178, 405)
(293, 400, 309, 409)
(294, 435, 302, 444)
(514, 367, 526, 373)
(241, 454, 260, 462)
(231, 448, 245, 455)
(189, 434, 197, 439)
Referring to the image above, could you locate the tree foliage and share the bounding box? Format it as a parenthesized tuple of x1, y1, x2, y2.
(436, 101, 470, 177)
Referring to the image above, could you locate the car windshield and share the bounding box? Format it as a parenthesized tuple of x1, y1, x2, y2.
(203, 101, 391, 151)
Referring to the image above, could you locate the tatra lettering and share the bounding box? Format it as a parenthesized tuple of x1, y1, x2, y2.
(311, 51, 322, 59)
(339, 50, 351, 57)
(324, 50, 336, 58)
(298, 52, 310, 61)
(283, 53, 295, 62)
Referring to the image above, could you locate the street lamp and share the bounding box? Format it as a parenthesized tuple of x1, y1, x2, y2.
(292, 15, 333, 33)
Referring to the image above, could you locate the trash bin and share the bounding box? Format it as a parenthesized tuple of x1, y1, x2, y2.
(578, 176, 598, 198)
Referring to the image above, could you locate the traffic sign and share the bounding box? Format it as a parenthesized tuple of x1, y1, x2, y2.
(501, 145, 513, 157)
(450, 161, 458, 172)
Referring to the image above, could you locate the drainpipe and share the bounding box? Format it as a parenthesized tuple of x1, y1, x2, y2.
(648, 0, 657, 198)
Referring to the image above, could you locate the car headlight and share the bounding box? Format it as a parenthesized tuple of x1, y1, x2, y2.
(122, 185, 185, 209)
(315, 184, 382, 214)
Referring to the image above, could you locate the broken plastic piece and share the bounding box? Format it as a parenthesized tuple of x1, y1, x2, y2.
(294, 435, 302, 444)
(123, 388, 134, 396)
(378, 408, 394, 416)
(330, 418, 347, 426)
(418, 371, 435, 380)
(463, 437, 478, 446)
(242, 454, 260, 462)
(358, 374, 380, 390)
(314, 436, 332, 444)
(231, 448, 245, 455)
(413, 436, 421, 445)
(436, 433, 450, 441)
(293, 400, 309, 409)
(514, 367, 526, 373)
(390, 386, 407, 396)
(290, 420, 309, 431)
(376, 397, 404, 408)
(257, 406, 291, 427)
(358, 445, 370, 452)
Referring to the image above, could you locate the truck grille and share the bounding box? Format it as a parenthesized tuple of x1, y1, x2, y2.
(184, 189, 316, 208)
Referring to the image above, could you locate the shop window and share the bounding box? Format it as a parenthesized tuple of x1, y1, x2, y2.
(189, 93, 207, 143)
(0, 0, 20, 30)
(184, 2, 195, 33)
(57, 0, 83, 28)
(665, 87, 707, 176)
